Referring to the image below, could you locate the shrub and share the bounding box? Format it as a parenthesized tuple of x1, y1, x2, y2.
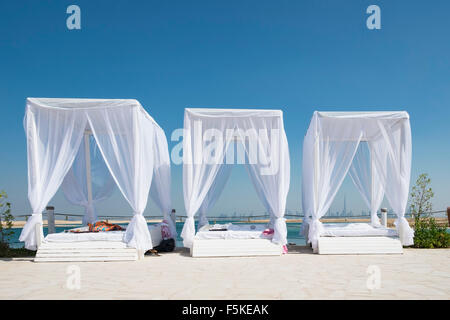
(413, 217, 450, 248)
(0, 242, 35, 258)
(0, 191, 14, 246)
(408, 173, 449, 248)
(0, 191, 35, 257)
(409, 173, 434, 219)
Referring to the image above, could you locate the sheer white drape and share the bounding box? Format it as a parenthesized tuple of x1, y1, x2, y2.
(20, 104, 87, 250)
(302, 111, 414, 251)
(61, 135, 115, 225)
(181, 109, 290, 248)
(301, 115, 362, 250)
(181, 113, 234, 248)
(374, 120, 414, 245)
(86, 106, 155, 251)
(150, 126, 177, 238)
(198, 164, 233, 229)
(237, 117, 290, 245)
(21, 98, 171, 252)
(348, 142, 383, 226)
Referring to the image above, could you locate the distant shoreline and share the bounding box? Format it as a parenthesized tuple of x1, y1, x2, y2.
(7, 217, 448, 228)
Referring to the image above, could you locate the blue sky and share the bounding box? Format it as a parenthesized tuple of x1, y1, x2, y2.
(0, 0, 449, 218)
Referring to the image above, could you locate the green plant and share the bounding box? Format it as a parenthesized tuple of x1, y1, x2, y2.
(0, 191, 14, 246)
(0, 241, 35, 258)
(410, 173, 434, 219)
(413, 217, 450, 248)
(408, 174, 449, 248)
(0, 191, 35, 258)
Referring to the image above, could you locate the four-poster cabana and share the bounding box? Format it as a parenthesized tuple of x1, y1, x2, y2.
(17, 100, 415, 259)
(19, 98, 175, 261)
(180, 108, 290, 257)
(301, 111, 414, 254)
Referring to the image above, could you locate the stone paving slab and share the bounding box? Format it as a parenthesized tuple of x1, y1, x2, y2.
(0, 247, 448, 299)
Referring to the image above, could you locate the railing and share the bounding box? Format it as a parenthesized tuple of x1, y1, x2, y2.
(14, 213, 168, 222)
(14, 209, 448, 223)
(11, 207, 450, 245)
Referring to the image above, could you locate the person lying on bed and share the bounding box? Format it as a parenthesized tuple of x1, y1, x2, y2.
(69, 221, 124, 233)
(88, 221, 124, 232)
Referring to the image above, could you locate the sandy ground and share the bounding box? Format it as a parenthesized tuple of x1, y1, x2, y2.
(0, 247, 448, 300)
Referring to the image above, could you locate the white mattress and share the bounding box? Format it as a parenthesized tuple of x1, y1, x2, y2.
(45, 230, 125, 242)
(320, 223, 398, 237)
(44, 224, 163, 244)
(194, 224, 273, 241)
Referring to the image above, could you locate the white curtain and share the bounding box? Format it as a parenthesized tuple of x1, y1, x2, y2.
(21, 98, 171, 252)
(86, 106, 155, 251)
(237, 117, 290, 245)
(302, 114, 363, 251)
(150, 126, 177, 238)
(181, 111, 234, 248)
(181, 109, 290, 248)
(198, 164, 233, 229)
(61, 135, 115, 225)
(348, 142, 383, 227)
(20, 103, 87, 250)
(374, 120, 414, 245)
(302, 111, 414, 251)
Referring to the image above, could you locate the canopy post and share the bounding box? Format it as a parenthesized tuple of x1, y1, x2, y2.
(84, 131, 94, 224)
(381, 208, 388, 227)
(35, 222, 43, 249)
(46, 206, 55, 234)
(310, 133, 319, 252)
(313, 133, 319, 220)
(370, 148, 377, 222)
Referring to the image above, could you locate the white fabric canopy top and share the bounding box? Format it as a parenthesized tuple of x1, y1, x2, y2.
(181, 108, 290, 248)
(19, 98, 175, 251)
(301, 111, 414, 251)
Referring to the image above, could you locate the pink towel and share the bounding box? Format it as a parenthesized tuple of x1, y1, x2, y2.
(262, 228, 274, 236)
(262, 229, 288, 253)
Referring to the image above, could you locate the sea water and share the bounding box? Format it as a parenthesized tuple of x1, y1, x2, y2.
(6, 221, 306, 248)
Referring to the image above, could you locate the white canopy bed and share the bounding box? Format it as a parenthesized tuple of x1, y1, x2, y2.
(180, 108, 290, 257)
(301, 111, 414, 254)
(19, 98, 176, 262)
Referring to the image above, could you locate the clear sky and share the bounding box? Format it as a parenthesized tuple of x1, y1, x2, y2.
(0, 0, 449, 218)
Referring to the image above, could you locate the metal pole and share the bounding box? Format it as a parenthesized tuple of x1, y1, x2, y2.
(46, 206, 55, 234)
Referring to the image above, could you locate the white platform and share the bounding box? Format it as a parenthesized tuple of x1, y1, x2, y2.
(191, 239, 283, 257)
(317, 236, 403, 255)
(34, 241, 138, 262)
(33, 223, 165, 262)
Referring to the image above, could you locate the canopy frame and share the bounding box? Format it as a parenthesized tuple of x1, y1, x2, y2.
(19, 98, 175, 252)
(302, 111, 414, 252)
(180, 108, 291, 249)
